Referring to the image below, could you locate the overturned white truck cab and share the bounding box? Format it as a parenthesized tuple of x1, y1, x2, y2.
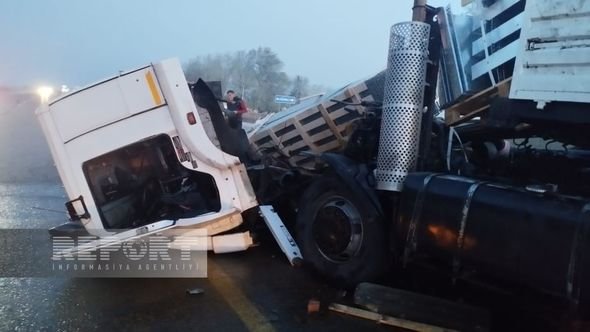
(36, 58, 300, 260)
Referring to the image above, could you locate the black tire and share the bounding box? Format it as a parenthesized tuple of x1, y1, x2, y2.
(295, 176, 388, 286)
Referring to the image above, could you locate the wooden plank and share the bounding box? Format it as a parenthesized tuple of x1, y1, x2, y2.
(292, 119, 318, 152)
(446, 78, 511, 116)
(496, 78, 511, 97)
(296, 107, 322, 123)
(354, 283, 490, 332)
(267, 130, 284, 151)
(329, 303, 457, 332)
(351, 82, 368, 96)
(445, 110, 461, 125)
(308, 129, 334, 141)
(317, 104, 344, 143)
(447, 105, 490, 126)
(445, 78, 511, 125)
(301, 122, 329, 139)
(318, 140, 341, 152)
(284, 140, 307, 154)
(344, 87, 364, 115)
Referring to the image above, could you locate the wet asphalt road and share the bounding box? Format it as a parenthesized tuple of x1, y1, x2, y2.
(0, 249, 390, 331)
(0, 182, 392, 332)
(2, 182, 589, 332)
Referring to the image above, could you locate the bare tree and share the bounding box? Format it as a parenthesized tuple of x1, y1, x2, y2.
(290, 75, 309, 100)
(184, 47, 313, 112)
(229, 50, 256, 100)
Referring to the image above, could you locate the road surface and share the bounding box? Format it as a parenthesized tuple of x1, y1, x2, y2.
(0, 182, 391, 331)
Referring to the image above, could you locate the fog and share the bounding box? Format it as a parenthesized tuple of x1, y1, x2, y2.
(0, 0, 417, 89)
(0, 0, 459, 87)
(0, 90, 58, 182)
(0, 0, 458, 183)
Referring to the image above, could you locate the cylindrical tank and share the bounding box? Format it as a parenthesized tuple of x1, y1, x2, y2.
(376, 22, 430, 192)
(398, 172, 590, 304)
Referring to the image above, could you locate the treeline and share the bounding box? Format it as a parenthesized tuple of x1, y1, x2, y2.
(183, 47, 325, 112)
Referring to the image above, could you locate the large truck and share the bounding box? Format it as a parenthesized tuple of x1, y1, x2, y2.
(38, 0, 590, 308)
(249, 0, 590, 306)
(37, 60, 304, 258)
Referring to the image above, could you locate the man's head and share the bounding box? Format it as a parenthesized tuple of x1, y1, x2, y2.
(225, 90, 235, 102)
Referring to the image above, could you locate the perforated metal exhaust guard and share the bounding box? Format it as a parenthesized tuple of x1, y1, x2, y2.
(376, 22, 430, 192)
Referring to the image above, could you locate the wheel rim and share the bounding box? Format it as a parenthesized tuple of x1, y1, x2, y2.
(312, 196, 363, 263)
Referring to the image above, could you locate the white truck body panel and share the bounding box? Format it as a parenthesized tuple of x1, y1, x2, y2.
(510, 0, 590, 104)
(49, 66, 165, 143)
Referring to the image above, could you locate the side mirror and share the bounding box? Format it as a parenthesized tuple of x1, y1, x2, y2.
(65, 195, 90, 221)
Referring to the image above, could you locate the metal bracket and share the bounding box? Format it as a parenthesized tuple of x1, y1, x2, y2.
(403, 173, 440, 267)
(259, 205, 303, 266)
(452, 181, 485, 279)
(65, 195, 90, 221)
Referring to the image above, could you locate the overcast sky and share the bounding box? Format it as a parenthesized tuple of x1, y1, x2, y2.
(0, 0, 453, 90)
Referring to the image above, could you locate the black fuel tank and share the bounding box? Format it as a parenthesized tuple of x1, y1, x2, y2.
(398, 173, 590, 303)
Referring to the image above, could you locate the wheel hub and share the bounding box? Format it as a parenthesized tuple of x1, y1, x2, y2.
(312, 197, 363, 263)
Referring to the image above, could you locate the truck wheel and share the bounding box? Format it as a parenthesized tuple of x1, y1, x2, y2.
(296, 176, 387, 286)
